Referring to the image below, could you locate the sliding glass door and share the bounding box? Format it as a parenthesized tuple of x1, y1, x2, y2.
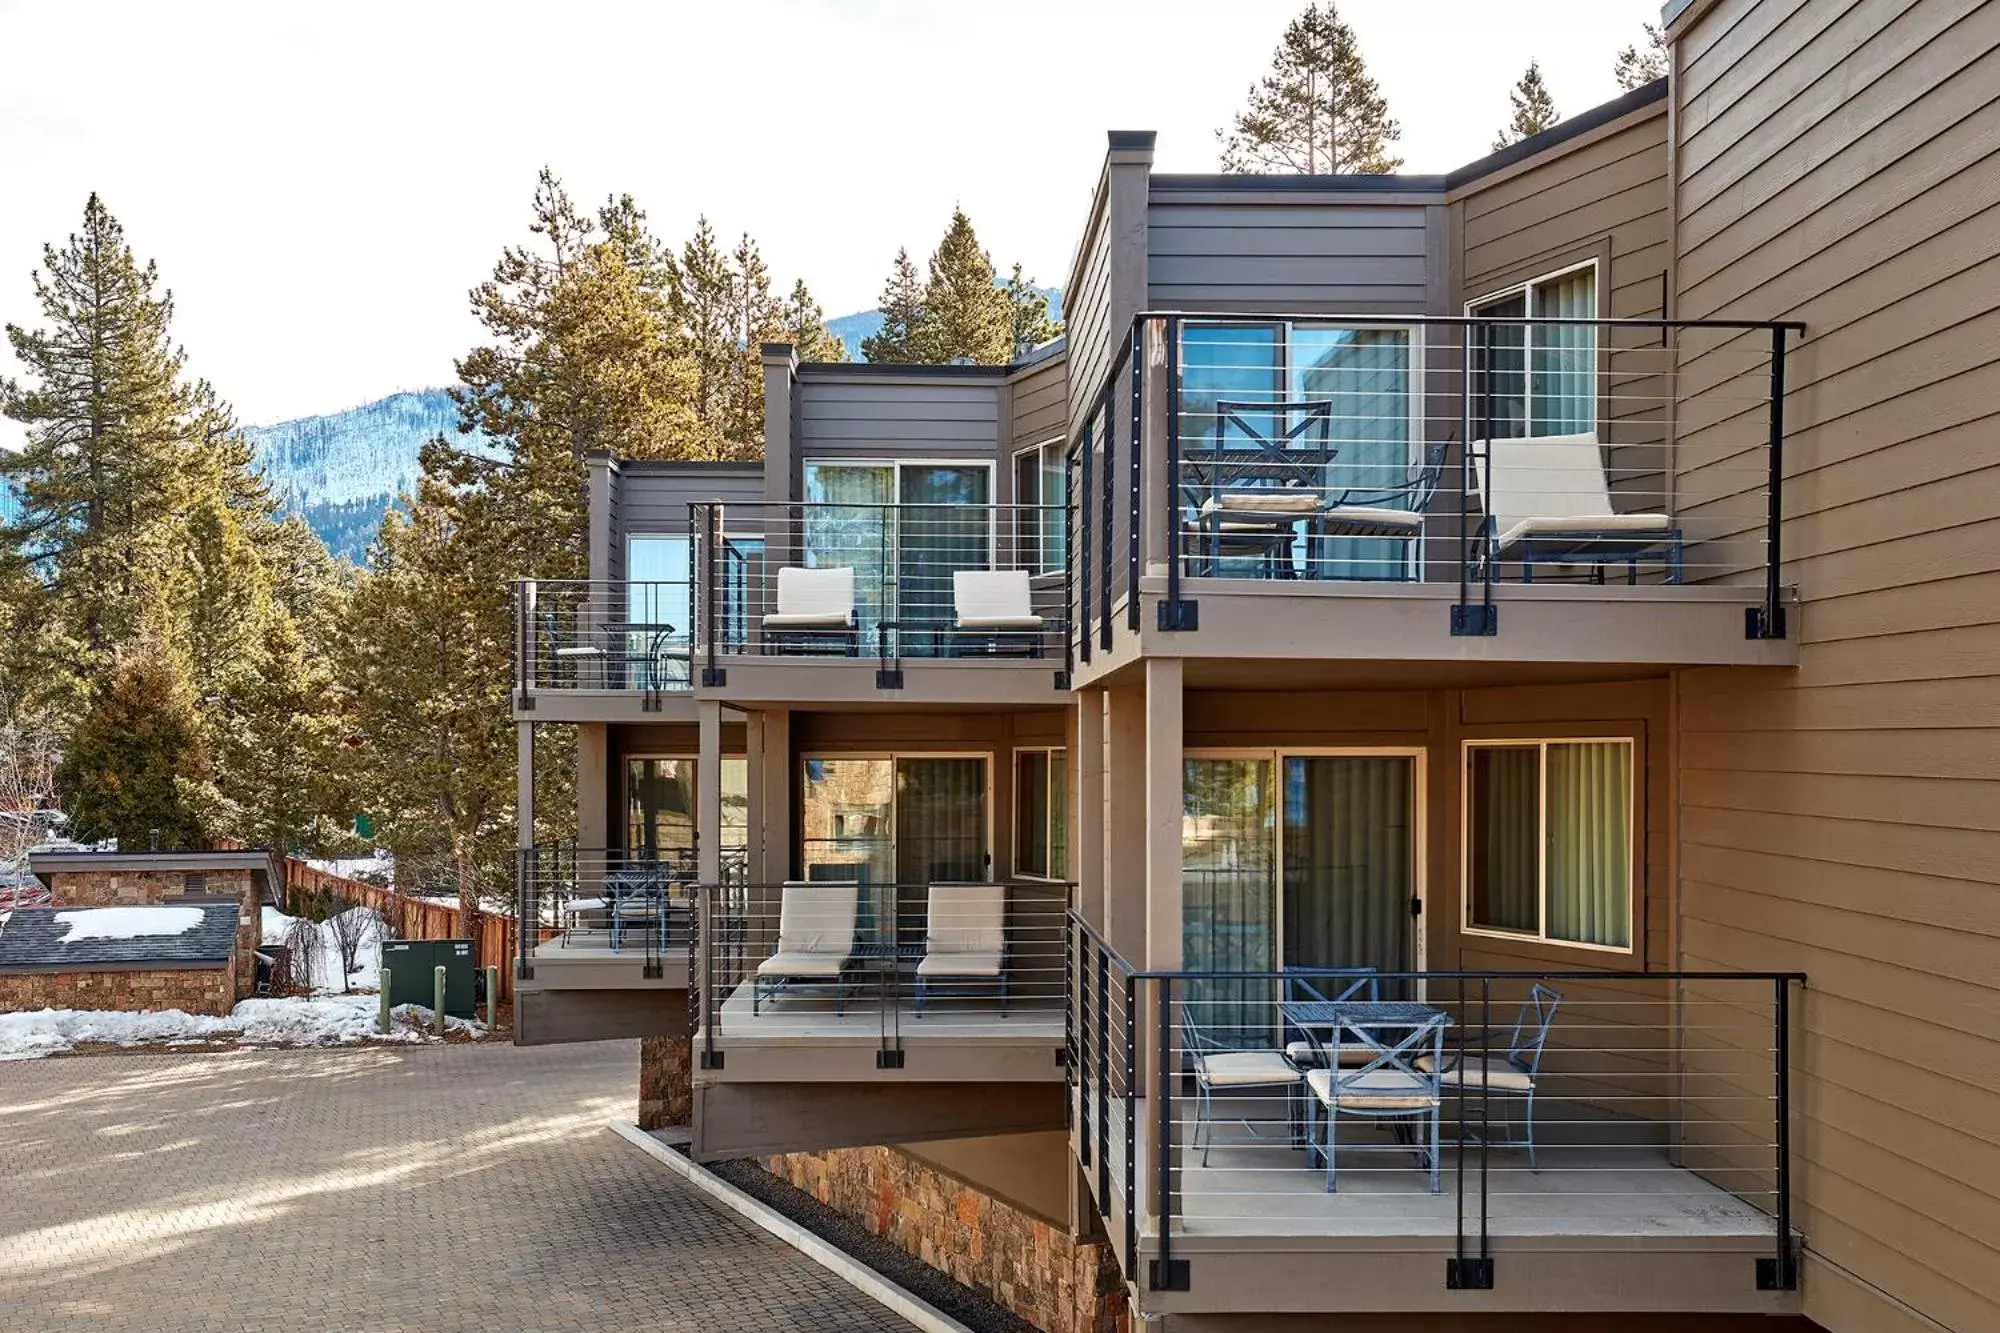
(803, 462, 993, 652)
(1183, 750, 1423, 1045)
(800, 755, 989, 885)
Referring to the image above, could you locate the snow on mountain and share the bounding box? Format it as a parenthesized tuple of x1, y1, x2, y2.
(244, 389, 491, 562)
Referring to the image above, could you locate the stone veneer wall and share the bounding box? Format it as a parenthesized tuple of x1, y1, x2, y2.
(50, 867, 260, 1000)
(637, 1034, 692, 1129)
(0, 966, 236, 1016)
(763, 1146, 1126, 1333)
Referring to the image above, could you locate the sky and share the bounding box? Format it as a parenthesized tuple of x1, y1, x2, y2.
(0, 0, 1664, 443)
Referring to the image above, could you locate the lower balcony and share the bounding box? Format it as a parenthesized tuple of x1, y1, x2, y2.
(688, 878, 1071, 1157)
(1069, 922, 1805, 1317)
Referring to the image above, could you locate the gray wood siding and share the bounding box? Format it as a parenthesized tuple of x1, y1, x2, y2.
(795, 378, 1004, 463)
(1065, 196, 1115, 440)
(617, 465, 764, 537)
(1010, 354, 1067, 452)
(1146, 196, 1432, 312)
(1671, 3, 2000, 1330)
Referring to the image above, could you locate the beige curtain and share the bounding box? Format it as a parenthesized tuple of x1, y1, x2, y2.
(1545, 742, 1631, 948)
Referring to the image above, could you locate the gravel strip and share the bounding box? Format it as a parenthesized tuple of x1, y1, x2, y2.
(705, 1157, 1039, 1333)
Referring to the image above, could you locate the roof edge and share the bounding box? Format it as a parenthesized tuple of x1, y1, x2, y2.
(1445, 78, 1668, 188)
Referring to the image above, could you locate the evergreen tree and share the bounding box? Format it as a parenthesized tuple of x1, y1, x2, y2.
(1004, 264, 1062, 355)
(672, 215, 739, 459)
(728, 233, 784, 452)
(1493, 62, 1561, 152)
(1615, 23, 1669, 91)
(861, 248, 926, 363)
(1, 195, 195, 705)
(782, 279, 847, 363)
(58, 640, 213, 849)
(1219, 2, 1402, 174)
(911, 209, 1015, 365)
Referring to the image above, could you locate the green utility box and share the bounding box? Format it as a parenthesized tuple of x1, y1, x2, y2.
(380, 939, 477, 1018)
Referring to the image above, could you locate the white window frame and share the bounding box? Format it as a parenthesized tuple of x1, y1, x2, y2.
(1464, 258, 1601, 439)
(1458, 736, 1636, 956)
(798, 750, 995, 882)
(1011, 746, 1067, 881)
(1011, 437, 1067, 578)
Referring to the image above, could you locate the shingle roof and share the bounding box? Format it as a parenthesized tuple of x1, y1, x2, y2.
(0, 901, 240, 970)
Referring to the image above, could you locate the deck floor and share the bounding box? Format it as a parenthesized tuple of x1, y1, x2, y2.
(711, 978, 1063, 1044)
(1093, 1091, 1777, 1242)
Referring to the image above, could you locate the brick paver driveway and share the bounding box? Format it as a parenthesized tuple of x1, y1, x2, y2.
(0, 1041, 912, 1332)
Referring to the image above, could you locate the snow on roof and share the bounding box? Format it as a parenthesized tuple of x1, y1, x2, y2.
(56, 906, 207, 942)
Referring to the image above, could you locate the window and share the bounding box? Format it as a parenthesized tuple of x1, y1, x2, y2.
(626, 535, 690, 686)
(801, 754, 989, 884)
(1468, 262, 1598, 438)
(626, 757, 748, 858)
(1464, 739, 1632, 951)
(802, 462, 994, 641)
(1012, 440, 1066, 575)
(1014, 748, 1068, 879)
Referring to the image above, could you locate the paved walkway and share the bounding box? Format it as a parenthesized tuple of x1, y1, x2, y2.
(0, 1041, 913, 1332)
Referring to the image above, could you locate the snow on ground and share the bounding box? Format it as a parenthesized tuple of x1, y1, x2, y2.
(0, 994, 487, 1061)
(261, 905, 387, 992)
(55, 905, 206, 941)
(306, 851, 395, 883)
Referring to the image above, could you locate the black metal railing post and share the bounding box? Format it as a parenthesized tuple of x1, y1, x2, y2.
(1159, 316, 1194, 631)
(1096, 942, 1111, 1200)
(516, 845, 535, 980)
(702, 504, 726, 687)
(514, 580, 531, 703)
(1063, 448, 1076, 683)
(1752, 326, 1790, 640)
(1123, 971, 1138, 1275)
(1078, 425, 1094, 664)
(1099, 389, 1115, 654)
(1760, 977, 1798, 1289)
(1127, 322, 1144, 632)
(1150, 975, 1188, 1290)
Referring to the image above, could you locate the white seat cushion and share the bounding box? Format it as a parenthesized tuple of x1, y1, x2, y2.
(1321, 505, 1425, 532)
(773, 566, 855, 623)
(1202, 489, 1324, 516)
(916, 951, 1004, 979)
(1196, 1050, 1302, 1088)
(924, 883, 1006, 955)
(954, 570, 1037, 628)
(1494, 511, 1673, 552)
(1419, 1055, 1536, 1092)
(1307, 1066, 1440, 1111)
(773, 882, 859, 956)
(958, 615, 1045, 630)
(1286, 1040, 1381, 1068)
(762, 612, 854, 628)
(757, 952, 848, 978)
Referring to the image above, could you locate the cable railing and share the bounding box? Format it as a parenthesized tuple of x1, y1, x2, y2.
(687, 500, 1070, 688)
(514, 580, 692, 702)
(514, 843, 745, 981)
(693, 877, 1075, 1065)
(1068, 313, 1804, 650)
(1068, 914, 1804, 1294)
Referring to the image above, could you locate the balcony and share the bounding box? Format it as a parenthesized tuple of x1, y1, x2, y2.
(687, 500, 1072, 705)
(1070, 313, 1804, 681)
(1068, 919, 1804, 1316)
(513, 845, 738, 1044)
(513, 579, 693, 719)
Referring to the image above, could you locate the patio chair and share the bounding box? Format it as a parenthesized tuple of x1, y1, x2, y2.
(1185, 399, 1335, 578)
(914, 882, 1008, 1016)
(1184, 1000, 1304, 1167)
(1419, 982, 1562, 1169)
(1476, 431, 1682, 583)
(1304, 1012, 1447, 1193)
(1311, 442, 1450, 579)
(752, 881, 860, 1014)
(950, 570, 1045, 658)
(761, 566, 859, 655)
(1281, 967, 1384, 1068)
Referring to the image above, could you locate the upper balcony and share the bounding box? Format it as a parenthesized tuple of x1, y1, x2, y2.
(513, 577, 695, 721)
(1070, 312, 1805, 686)
(685, 498, 1073, 706)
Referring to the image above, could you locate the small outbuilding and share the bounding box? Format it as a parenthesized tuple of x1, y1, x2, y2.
(0, 901, 246, 1015)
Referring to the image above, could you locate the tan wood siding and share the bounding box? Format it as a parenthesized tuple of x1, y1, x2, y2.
(1146, 195, 1433, 313)
(1065, 196, 1115, 441)
(1671, 1, 2000, 1327)
(794, 378, 1004, 461)
(1009, 354, 1067, 451)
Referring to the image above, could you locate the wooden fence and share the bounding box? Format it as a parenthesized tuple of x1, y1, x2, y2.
(281, 859, 543, 1003)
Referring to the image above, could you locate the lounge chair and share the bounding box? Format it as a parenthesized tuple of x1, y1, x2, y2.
(761, 566, 859, 655)
(913, 882, 1009, 1016)
(753, 881, 860, 1014)
(1477, 431, 1682, 582)
(1419, 982, 1562, 1169)
(950, 570, 1045, 657)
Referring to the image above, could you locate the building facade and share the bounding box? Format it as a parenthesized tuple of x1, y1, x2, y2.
(511, 4, 2000, 1329)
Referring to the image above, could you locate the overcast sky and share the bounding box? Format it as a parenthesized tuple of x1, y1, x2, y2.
(0, 0, 1663, 441)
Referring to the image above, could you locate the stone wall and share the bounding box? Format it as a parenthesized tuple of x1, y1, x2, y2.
(638, 1035, 692, 1129)
(763, 1146, 1125, 1333)
(0, 966, 236, 1016)
(50, 867, 260, 1000)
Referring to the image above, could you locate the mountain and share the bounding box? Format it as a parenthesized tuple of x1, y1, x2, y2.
(244, 390, 491, 563)
(826, 286, 1064, 360)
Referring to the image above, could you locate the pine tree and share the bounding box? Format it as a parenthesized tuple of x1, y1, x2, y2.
(57, 640, 213, 849)
(1, 195, 195, 705)
(1614, 23, 1669, 91)
(1004, 264, 1061, 355)
(1493, 62, 1561, 152)
(783, 279, 847, 363)
(1219, 2, 1402, 174)
(912, 210, 1015, 365)
(672, 215, 739, 459)
(728, 233, 784, 453)
(862, 248, 927, 364)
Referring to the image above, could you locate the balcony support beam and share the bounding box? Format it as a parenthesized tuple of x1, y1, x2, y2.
(577, 723, 610, 850)
(1073, 693, 1104, 930)
(1103, 684, 1147, 962)
(698, 699, 723, 886)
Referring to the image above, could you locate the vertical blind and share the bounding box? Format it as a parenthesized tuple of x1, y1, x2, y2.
(1530, 269, 1598, 436)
